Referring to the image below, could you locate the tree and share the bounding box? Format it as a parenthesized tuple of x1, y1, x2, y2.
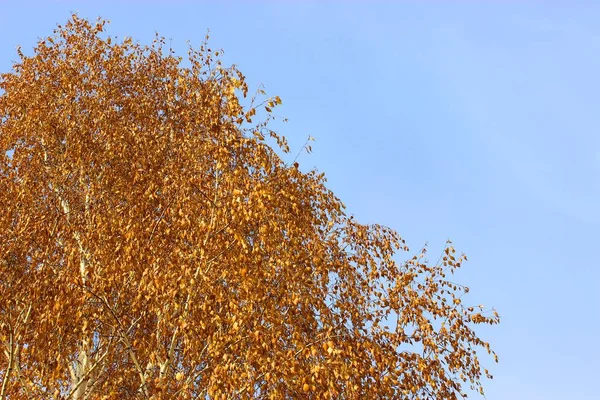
(0, 15, 499, 399)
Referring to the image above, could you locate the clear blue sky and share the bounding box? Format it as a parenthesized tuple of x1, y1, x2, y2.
(2, 2, 598, 399)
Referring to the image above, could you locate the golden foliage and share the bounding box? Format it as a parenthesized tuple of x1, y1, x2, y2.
(0, 16, 499, 399)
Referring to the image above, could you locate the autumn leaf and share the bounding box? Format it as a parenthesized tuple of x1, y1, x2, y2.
(0, 14, 498, 400)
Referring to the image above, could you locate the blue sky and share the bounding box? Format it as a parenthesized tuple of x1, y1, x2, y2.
(1, 2, 598, 399)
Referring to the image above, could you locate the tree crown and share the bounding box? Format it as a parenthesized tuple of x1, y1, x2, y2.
(0, 15, 498, 399)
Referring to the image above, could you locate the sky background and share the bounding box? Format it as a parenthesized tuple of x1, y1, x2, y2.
(1, 2, 598, 399)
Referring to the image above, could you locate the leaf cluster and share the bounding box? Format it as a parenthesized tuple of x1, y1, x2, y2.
(0, 16, 498, 399)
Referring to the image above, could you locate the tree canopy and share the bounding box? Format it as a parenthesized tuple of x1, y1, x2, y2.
(0, 16, 499, 399)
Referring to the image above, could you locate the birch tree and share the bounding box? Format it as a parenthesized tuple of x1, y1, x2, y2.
(0, 15, 499, 399)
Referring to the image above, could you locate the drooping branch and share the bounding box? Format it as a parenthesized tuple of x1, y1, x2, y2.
(0, 333, 14, 400)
